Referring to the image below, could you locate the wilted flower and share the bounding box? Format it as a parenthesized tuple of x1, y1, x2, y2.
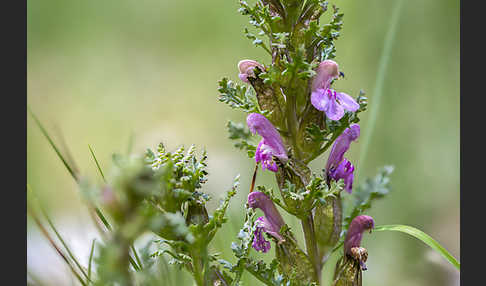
(326, 124, 360, 193)
(310, 60, 359, 121)
(247, 113, 288, 172)
(238, 59, 265, 83)
(344, 215, 374, 270)
(248, 191, 285, 252)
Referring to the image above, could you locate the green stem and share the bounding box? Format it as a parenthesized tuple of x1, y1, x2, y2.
(301, 214, 321, 284)
(191, 247, 208, 286)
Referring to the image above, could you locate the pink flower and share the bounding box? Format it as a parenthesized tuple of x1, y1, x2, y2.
(325, 124, 360, 193)
(247, 113, 288, 172)
(238, 59, 265, 83)
(310, 60, 359, 121)
(248, 192, 285, 252)
(344, 215, 374, 256)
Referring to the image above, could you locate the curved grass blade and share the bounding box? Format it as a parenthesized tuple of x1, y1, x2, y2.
(357, 0, 404, 179)
(374, 224, 460, 270)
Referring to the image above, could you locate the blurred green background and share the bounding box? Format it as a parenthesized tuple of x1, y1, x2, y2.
(27, 0, 459, 285)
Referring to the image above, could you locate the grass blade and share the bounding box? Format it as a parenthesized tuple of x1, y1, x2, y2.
(131, 245, 143, 270)
(28, 184, 90, 282)
(28, 108, 112, 233)
(88, 239, 96, 281)
(28, 106, 79, 181)
(374, 224, 460, 270)
(30, 108, 142, 272)
(27, 192, 87, 286)
(357, 0, 404, 179)
(88, 145, 106, 182)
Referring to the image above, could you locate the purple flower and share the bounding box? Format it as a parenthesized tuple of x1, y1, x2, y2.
(247, 113, 288, 172)
(310, 60, 359, 121)
(248, 192, 285, 252)
(252, 217, 272, 252)
(344, 215, 374, 270)
(344, 215, 374, 255)
(238, 59, 265, 83)
(325, 124, 360, 193)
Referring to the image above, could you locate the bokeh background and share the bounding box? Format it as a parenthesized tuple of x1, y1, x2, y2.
(27, 0, 459, 285)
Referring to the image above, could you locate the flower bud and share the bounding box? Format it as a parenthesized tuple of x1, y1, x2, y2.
(238, 60, 265, 83)
(314, 195, 343, 259)
(311, 60, 340, 92)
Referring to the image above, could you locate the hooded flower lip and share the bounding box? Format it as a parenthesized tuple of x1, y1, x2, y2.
(247, 113, 288, 172)
(238, 59, 265, 83)
(248, 192, 285, 252)
(344, 215, 374, 271)
(310, 60, 359, 121)
(344, 215, 374, 257)
(325, 124, 360, 193)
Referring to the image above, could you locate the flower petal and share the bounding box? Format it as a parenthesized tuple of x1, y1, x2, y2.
(336, 92, 359, 112)
(311, 60, 340, 91)
(252, 217, 271, 252)
(326, 124, 360, 173)
(311, 89, 329, 111)
(239, 73, 249, 83)
(247, 192, 285, 237)
(324, 95, 345, 121)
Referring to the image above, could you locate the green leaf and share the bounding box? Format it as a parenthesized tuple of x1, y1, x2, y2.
(218, 77, 259, 113)
(374, 224, 460, 270)
(343, 166, 394, 229)
(226, 120, 257, 158)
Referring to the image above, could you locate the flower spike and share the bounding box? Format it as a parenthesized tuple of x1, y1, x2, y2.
(310, 60, 359, 121)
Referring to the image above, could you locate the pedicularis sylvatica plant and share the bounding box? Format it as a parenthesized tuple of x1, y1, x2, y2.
(28, 1, 459, 286)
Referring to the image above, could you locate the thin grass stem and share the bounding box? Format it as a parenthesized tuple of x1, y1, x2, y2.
(356, 0, 404, 180)
(87, 239, 96, 282)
